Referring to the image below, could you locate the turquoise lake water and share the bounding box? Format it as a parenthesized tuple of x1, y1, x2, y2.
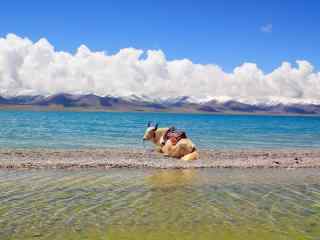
(0, 111, 319, 149)
(1, 112, 320, 240)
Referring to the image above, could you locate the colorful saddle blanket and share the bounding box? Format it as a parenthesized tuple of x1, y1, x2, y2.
(163, 127, 187, 145)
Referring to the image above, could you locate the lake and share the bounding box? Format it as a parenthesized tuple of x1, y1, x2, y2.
(1, 111, 320, 239)
(0, 168, 319, 240)
(0, 111, 319, 149)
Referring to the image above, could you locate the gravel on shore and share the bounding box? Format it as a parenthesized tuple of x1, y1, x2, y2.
(0, 148, 319, 169)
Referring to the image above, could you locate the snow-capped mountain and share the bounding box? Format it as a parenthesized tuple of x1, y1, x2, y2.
(0, 94, 319, 114)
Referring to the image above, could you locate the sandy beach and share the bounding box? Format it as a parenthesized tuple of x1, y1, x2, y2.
(0, 148, 319, 169)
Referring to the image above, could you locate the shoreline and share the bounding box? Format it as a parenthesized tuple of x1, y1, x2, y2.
(0, 148, 319, 169)
(1, 106, 320, 117)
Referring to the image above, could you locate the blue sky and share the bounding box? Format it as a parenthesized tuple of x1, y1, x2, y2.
(0, 0, 319, 72)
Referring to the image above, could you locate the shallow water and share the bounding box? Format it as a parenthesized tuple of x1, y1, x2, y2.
(0, 111, 319, 149)
(0, 168, 319, 240)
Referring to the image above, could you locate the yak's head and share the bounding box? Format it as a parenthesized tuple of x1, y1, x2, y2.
(143, 122, 158, 141)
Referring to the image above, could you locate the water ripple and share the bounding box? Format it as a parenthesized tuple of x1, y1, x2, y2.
(0, 168, 320, 239)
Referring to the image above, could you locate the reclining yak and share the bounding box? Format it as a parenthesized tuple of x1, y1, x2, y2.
(143, 122, 199, 161)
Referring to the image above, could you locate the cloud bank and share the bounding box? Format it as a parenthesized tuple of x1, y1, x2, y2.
(0, 33, 320, 104)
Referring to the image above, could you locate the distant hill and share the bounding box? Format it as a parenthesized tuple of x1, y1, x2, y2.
(0, 93, 319, 114)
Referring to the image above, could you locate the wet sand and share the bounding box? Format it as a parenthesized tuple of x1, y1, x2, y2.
(0, 148, 319, 169)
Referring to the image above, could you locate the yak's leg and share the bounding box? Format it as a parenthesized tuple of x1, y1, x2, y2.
(155, 146, 163, 153)
(161, 141, 174, 157)
(181, 150, 199, 161)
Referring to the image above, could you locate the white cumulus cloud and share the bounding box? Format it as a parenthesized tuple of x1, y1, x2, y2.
(0, 33, 320, 104)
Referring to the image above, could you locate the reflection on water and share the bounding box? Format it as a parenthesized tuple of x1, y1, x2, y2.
(0, 168, 320, 240)
(147, 169, 196, 187)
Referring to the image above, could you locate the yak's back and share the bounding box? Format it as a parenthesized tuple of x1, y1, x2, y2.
(164, 127, 187, 145)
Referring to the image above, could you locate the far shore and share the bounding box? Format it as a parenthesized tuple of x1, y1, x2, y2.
(0, 148, 319, 169)
(1, 105, 320, 117)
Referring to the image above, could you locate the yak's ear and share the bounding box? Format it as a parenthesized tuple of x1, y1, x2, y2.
(154, 123, 158, 130)
(147, 121, 151, 127)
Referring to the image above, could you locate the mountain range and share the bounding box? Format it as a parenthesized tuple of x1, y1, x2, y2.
(0, 93, 319, 114)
